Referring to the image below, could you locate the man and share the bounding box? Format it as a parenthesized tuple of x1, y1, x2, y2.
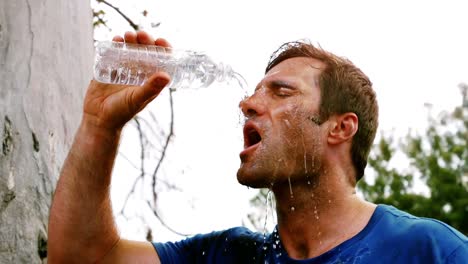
(48, 31, 467, 263)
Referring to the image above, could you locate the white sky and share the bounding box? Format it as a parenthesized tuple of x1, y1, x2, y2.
(92, 0, 468, 242)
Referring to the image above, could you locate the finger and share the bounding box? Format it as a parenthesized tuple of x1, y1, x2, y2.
(130, 72, 171, 112)
(112, 35, 124, 42)
(124, 31, 138, 44)
(155, 38, 172, 48)
(136, 31, 155, 45)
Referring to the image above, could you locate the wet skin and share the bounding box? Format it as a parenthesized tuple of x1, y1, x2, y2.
(238, 57, 327, 189)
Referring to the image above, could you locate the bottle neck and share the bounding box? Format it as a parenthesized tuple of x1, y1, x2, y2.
(216, 63, 234, 82)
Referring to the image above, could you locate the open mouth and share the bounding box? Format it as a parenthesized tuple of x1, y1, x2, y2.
(243, 123, 262, 149)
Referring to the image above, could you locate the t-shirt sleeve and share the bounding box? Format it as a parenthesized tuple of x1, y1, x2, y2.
(153, 231, 224, 264)
(152, 227, 262, 264)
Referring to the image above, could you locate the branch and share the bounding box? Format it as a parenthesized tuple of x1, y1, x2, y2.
(146, 201, 190, 237)
(134, 119, 162, 153)
(97, 0, 139, 30)
(136, 116, 165, 151)
(118, 117, 145, 216)
(138, 116, 165, 140)
(118, 176, 143, 216)
(118, 115, 180, 217)
(117, 152, 182, 191)
(119, 90, 181, 235)
(118, 151, 140, 171)
(135, 117, 146, 182)
(151, 89, 175, 206)
(149, 111, 166, 136)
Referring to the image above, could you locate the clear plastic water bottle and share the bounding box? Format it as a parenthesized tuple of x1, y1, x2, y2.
(93, 41, 236, 89)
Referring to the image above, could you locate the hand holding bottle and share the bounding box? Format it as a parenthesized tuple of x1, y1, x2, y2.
(48, 31, 169, 263)
(84, 31, 172, 134)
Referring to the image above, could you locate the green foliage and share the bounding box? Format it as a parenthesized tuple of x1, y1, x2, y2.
(93, 9, 108, 29)
(358, 84, 468, 234)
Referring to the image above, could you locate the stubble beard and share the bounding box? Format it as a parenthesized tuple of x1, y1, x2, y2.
(237, 141, 280, 188)
(237, 135, 324, 189)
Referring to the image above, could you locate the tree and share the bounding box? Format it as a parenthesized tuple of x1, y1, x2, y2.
(358, 84, 467, 234)
(0, 1, 93, 263)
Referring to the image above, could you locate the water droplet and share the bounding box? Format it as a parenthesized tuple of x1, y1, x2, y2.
(291, 206, 295, 211)
(202, 251, 205, 256)
(328, 199, 331, 203)
(288, 180, 294, 199)
(301, 132, 308, 174)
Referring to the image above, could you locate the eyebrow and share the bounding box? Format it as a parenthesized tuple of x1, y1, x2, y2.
(269, 79, 296, 89)
(255, 78, 296, 91)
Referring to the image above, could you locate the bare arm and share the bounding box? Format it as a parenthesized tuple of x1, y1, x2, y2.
(48, 31, 171, 263)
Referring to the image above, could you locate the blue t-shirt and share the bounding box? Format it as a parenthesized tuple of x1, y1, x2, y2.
(153, 204, 467, 263)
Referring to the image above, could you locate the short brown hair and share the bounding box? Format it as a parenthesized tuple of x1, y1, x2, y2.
(265, 41, 379, 181)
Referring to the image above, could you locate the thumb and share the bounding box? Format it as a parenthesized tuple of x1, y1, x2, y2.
(130, 72, 171, 111)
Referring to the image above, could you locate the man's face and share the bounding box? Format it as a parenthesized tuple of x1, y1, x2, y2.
(237, 57, 327, 188)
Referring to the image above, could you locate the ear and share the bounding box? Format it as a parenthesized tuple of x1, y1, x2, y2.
(327, 113, 358, 145)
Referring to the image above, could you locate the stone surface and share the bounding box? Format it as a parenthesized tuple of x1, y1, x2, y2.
(0, 0, 93, 262)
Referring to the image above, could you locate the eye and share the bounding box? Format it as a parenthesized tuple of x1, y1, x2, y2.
(269, 79, 296, 98)
(274, 87, 293, 97)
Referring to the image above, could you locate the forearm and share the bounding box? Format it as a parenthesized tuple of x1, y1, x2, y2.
(47, 31, 171, 262)
(48, 120, 122, 263)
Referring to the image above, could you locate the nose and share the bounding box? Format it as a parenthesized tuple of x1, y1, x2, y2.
(239, 90, 266, 118)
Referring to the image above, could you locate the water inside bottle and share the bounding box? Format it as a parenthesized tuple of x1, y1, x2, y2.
(94, 40, 251, 92)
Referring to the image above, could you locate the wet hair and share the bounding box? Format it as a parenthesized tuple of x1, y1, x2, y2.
(265, 41, 379, 182)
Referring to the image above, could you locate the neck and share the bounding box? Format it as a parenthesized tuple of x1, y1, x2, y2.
(271, 172, 375, 260)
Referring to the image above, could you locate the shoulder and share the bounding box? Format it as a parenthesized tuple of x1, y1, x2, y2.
(372, 204, 467, 262)
(179, 226, 261, 244)
(154, 227, 255, 249)
(219, 227, 264, 251)
(153, 227, 263, 263)
(221, 226, 263, 240)
(377, 204, 465, 241)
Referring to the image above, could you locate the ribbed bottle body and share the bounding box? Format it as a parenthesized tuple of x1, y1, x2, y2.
(93, 41, 232, 88)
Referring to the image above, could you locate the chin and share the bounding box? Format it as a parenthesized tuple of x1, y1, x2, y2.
(236, 166, 274, 189)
